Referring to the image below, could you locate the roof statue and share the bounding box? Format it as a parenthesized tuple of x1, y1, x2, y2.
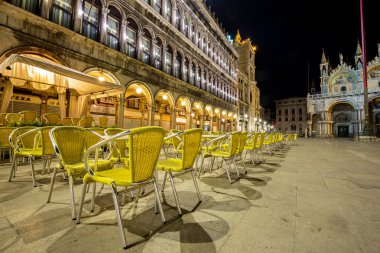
(234, 29, 241, 44)
(339, 53, 344, 65)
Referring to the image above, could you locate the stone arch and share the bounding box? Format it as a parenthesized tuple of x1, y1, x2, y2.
(125, 80, 153, 106)
(326, 99, 359, 112)
(192, 101, 204, 115)
(176, 96, 191, 113)
(83, 67, 121, 86)
(107, 1, 126, 20)
(0, 46, 68, 67)
(154, 89, 175, 109)
(126, 14, 142, 31)
(142, 25, 155, 38)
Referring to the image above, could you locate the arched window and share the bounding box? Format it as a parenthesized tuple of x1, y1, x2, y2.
(155, 0, 162, 15)
(175, 8, 181, 30)
(203, 71, 207, 90)
(51, 0, 73, 28)
(184, 17, 189, 38)
(143, 0, 151, 5)
(341, 86, 347, 92)
(141, 29, 152, 65)
(126, 18, 138, 58)
(190, 63, 196, 85)
(183, 58, 189, 83)
(166, 0, 172, 23)
(165, 45, 173, 75)
(174, 53, 182, 79)
(196, 66, 201, 87)
(8, 0, 39, 14)
(154, 38, 163, 70)
(106, 6, 121, 50)
(197, 32, 201, 48)
(82, 0, 101, 41)
(203, 38, 207, 53)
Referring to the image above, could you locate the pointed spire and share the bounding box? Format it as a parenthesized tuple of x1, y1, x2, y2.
(235, 29, 241, 44)
(321, 48, 327, 64)
(378, 43, 380, 57)
(355, 40, 362, 56)
(339, 53, 344, 65)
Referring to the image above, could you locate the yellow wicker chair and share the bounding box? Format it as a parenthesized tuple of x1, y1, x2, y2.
(79, 116, 94, 128)
(62, 117, 73, 126)
(76, 126, 166, 248)
(244, 132, 260, 165)
(99, 116, 108, 128)
(157, 128, 203, 216)
(19, 111, 37, 123)
(0, 113, 8, 126)
(0, 127, 15, 161)
(72, 117, 80, 126)
(48, 126, 112, 219)
(208, 132, 240, 183)
(6, 113, 22, 124)
(104, 128, 128, 164)
(8, 126, 54, 186)
(234, 132, 248, 175)
(43, 113, 60, 125)
(292, 134, 298, 145)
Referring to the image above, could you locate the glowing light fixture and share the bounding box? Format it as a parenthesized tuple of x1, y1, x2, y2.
(195, 104, 200, 109)
(98, 75, 105, 82)
(244, 114, 248, 118)
(163, 94, 168, 100)
(181, 101, 186, 106)
(191, 112, 195, 117)
(222, 111, 226, 116)
(136, 87, 143, 94)
(215, 108, 220, 114)
(233, 114, 237, 119)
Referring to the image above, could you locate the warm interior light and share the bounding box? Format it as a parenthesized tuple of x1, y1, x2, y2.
(136, 87, 143, 94)
(215, 108, 220, 114)
(222, 111, 226, 116)
(98, 76, 105, 82)
(233, 114, 237, 119)
(163, 94, 168, 100)
(228, 112, 232, 117)
(191, 112, 195, 117)
(181, 101, 186, 106)
(244, 114, 248, 118)
(195, 104, 200, 109)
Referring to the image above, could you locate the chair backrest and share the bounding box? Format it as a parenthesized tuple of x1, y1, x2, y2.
(0, 127, 15, 148)
(237, 132, 248, 154)
(86, 128, 104, 149)
(50, 127, 87, 165)
(99, 117, 108, 128)
(79, 116, 93, 128)
(293, 134, 298, 141)
(105, 128, 127, 159)
(128, 126, 165, 182)
(43, 113, 60, 125)
(257, 133, 266, 148)
(6, 113, 22, 124)
(62, 117, 73, 126)
(10, 126, 38, 150)
(181, 128, 202, 169)
(286, 133, 293, 141)
(227, 132, 240, 156)
(19, 111, 37, 123)
(40, 126, 55, 156)
(0, 113, 8, 126)
(72, 118, 80, 126)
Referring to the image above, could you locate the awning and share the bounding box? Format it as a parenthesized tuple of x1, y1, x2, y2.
(0, 54, 123, 95)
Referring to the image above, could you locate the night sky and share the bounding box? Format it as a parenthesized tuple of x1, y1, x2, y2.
(208, 0, 380, 110)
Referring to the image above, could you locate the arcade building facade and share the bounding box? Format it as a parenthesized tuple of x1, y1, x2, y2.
(0, 0, 261, 131)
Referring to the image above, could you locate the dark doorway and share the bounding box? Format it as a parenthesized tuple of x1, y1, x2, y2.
(338, 126, 349, 137)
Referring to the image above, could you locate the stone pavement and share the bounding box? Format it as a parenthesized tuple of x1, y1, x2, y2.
(1, 138, 380, 253)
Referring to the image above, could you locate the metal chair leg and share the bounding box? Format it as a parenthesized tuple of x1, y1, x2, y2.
(91, 183, 96, 212)
(232, 157, 240, 178)
(168, 171, 182, 216)
(223, 159, 232, 183)
(8, 155, 17, 182)
(47, 168, 58, 203)
(30, 155, 37, 187)
(110, 183, 127, 248)
(198, 156, 205, 178)
(191, 169, 202, 202)
(161, 171, 168, 192)
(68, 177, 76, 220)
(153, 179, 166, 223)
(76, 182, 88, 224)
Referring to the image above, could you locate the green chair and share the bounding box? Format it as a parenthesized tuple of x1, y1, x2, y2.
(76, 126, 166, 248)
(157, 129, 203, 216)
(48, 126, 112, 219)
